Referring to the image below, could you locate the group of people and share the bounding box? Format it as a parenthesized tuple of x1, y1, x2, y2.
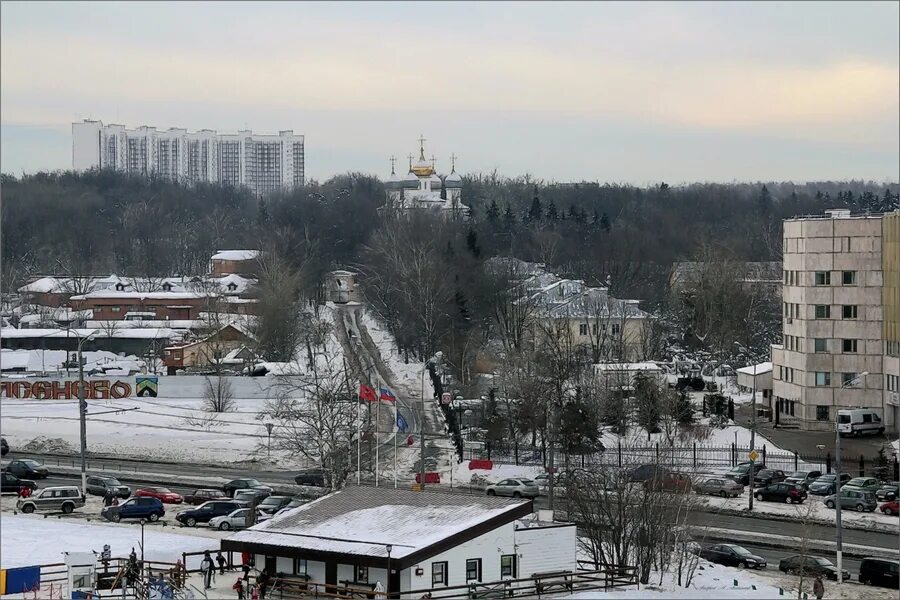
(198, 550, 230, 589)
(102, 489, 120, 507)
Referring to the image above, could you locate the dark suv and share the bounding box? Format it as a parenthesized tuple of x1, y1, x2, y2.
(176, 501, 242, 527)
(294, 468, 326, 487)
(102, 497, 164, 522)
(858, 557, 899, 588)
(86, 476, 131, 499)
(223, 479, 273, 498)
(1, 437, 9, 456)
(726, 462, 766, 486)
(1, 471, 36, 494)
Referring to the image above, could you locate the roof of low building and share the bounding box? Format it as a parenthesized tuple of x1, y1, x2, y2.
(211, 250, 260, 261)
(736, 362, 773, 375)
(224, 486, 531, 561)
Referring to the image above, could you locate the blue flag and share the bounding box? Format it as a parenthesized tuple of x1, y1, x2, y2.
(396, 410, 408, 433)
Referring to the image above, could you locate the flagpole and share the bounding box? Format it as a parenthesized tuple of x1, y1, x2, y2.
(394, 401, 398, 488)
(356, 388, 361, 485)
(376, 395, 380, 487)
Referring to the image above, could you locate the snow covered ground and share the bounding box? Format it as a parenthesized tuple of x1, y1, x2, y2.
(0, 514, 217, 569)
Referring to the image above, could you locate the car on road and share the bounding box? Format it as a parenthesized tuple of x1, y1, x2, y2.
(725, 462, 766, 486)
(754, 482, 807, 504)
(5, 459, 49, 479)
(233, 488, 271, 507)
(875, 481, 898, 502)
(879, 500, 899, 516)
(294, 468, 326, 487)
(783, 470, 823, 490)
(1, 472, 36, 494)
(841, 477, 881, 494)
(752, 469, 787, 488)
(223, 478, 273, 498)
(778, 555, 849, 581)
(0, 437, 8, 456)
(693, 477, 744, 498)
(134, 487, 183, 504)
(807, 473, 851, 496)
(256, 495, 293, 515)
(184, 488, 228, 505)
(175, 500, 243, 527)
(698, 544, 766, 570)
(824, 489, 877, 512)
(486, 478, 540, 498)
(86, 476, 131, 499)
(644, 472, 691, 493)
(17, 486, 84, 514)
(209, 507, 267, 531)
(858, 557, 899, 588)
(101, 497, 165, 522)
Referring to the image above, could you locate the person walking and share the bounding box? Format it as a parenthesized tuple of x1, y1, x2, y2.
(200, 551, 214, 590)
(812, 575, 824, 600)
(233, 577, 245, 599)
(217, 551, 228, 575)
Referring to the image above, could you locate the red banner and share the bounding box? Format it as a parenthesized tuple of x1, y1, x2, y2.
(415, 472, 441, 484)
(468, 460, 494, 471)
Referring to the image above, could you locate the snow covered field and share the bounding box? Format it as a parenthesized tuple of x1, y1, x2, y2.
(0, 514, 217, 569)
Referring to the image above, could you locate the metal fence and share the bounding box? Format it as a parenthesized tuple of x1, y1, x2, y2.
(467, 441, 900, 480)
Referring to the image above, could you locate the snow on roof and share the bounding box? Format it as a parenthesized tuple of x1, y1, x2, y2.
(17, 276, 63, 294)
(595, 362, 662, 372)
(225, 487, 531, 560)
(0, 349, 145, 373)
(736, 362, 773, 375)
(212, 250, 259, 261)
(70, 291, 207, 300)
(0, 327, 183, 340)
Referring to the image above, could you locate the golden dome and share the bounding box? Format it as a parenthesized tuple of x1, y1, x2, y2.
(410, 134, 435, 177)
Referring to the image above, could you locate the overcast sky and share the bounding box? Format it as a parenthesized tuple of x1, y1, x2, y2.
(2, 1, 898, 183)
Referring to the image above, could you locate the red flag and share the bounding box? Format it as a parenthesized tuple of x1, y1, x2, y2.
(358, 384, 377, 402)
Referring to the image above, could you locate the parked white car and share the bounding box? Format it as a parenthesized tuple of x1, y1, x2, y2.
(209, 507, 268, 531)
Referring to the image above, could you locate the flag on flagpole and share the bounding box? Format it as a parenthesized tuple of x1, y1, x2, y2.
(358, 384, 377, 402)
(396, 410, 409, 433)
(379, 387, 397, 403)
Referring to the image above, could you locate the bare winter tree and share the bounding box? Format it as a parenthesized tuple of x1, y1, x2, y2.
(203, 375, 235, 413)
(483, 257, 540, 353)
(257, 349, 357, 489)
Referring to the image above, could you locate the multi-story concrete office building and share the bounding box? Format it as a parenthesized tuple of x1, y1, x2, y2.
(772, 208, 900, 433)
(72, 120, 304, 196)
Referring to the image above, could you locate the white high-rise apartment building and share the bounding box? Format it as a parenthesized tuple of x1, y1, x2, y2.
(72, 120, 304, 196)
(772, 208, 900, 433)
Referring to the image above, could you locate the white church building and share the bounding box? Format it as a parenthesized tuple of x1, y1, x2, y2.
(382, 137, 470, 219)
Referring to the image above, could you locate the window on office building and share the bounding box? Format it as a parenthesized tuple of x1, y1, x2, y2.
(842, 305, 858, 319)
(815, 372, 831, 386)
(815, 305, 830, 319)
(500, 555, 517, 578)
(842, 339, 858, 353)
(466, 559, 482, 582)
(816, 406, 830, 421)
(578, 323, 588, 337)
(814, 271, 831, 285)
(814, 338, 827, 352)
(842, 372, 859, 387)
(842, 271, 857, 285)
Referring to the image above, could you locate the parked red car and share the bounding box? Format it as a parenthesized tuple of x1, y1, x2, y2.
(134, 487, 183, 504)
(644, 472, 692, 493)
(880, 500, 899, 516)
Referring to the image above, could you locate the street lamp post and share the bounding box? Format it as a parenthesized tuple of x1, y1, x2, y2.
(833, 370, 867, 585)
(385, 544, 392, 599)
(735, 343, 758, 511)
(76, 329, 99, 496)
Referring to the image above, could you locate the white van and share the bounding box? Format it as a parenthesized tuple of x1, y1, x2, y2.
(837, 409, 884, 436)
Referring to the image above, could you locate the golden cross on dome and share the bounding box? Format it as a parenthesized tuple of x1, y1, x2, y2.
(389, 155, 396, 175)
(450, 153, 458, 172)
(418, 134, 427, 160)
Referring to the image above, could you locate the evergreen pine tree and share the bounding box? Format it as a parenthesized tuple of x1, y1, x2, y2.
(257, 198, 269, 225)
(873, 445, 890, 482)
(567, 204, 578, 220)
(599, 212, 611, 232)
(503, 204, 516, 228)
(757, 184, 772, 214)
(546, 198, 558, 220)
(465, 229, 481, 258)
(486, 199, 500, 222)
(527, 187, 543, 223)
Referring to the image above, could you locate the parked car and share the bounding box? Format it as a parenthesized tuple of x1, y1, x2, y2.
(17, 486, 84, 514)
(808, 473, 851, 496)
(879, 500, 899, 516)
(875, 481, 898, 502)
(101, 497, 164, 522)
(276, 496, 310, 515)
(485, 478, 540, 498)
(134, 487, 183, 504)
(294, 468, 326, 487)
(233, 488, 271, 506)
(837, 409, 884, 436)
(1, 472, 36, 494)
(257, 495, 293, 515)
(184, 488, 228, 505)
(86, 476, 131, 498)
(175, 500, 242, 527)
(725, 462, 766, 486)
(6, 459, 49, 479)
(783, 470, 823, 489)
(0, 437, 8, 456)
(778, 555, 849, 581)
(693, 477, 744, 498)
(644, 472, 692, 493)
(754, 482, 807, 504)
(223, 478, 273, 498)
(753, 469, 787, 488)
(699, 544, 767, 569)
(209, 507, 267, 531)
(628, 464, 670, 483)
(824, 489, 878, 512)
(858, 557, 900, 588)
(842, 477, 881, 494)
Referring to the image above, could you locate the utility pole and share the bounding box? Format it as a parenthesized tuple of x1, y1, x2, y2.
(420, 365, 427, 490)
(834, 415, 843, 584)
(748, 361, 757, 511)
(77, 330, 98, 496)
